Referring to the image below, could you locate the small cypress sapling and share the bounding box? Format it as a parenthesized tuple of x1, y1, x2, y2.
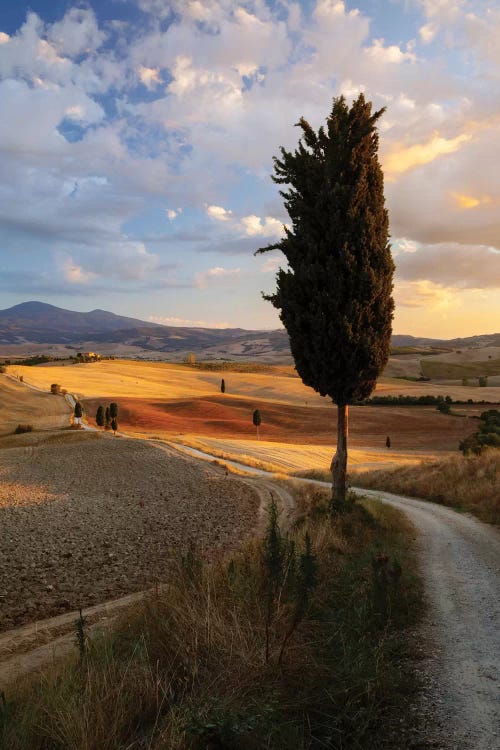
(263, 496, 284, 663)
(221, 378, 226, 394)
(96, 405, 104, 428)
(111, 418, 118, 435)
(74, 401, 83, 425)
(253, 409, 262, 440)
(75, 608, 87, 660)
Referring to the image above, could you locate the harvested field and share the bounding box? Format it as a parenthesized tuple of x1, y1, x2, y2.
(88, 396, 477, 451)
(0, 376, 70, 436)
(171, 436, 441, 474)
(0, 431, 259, 632)
(420, 358, 500, 380)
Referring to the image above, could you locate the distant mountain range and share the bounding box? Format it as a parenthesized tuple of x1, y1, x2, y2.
(0, 301, 498, 359)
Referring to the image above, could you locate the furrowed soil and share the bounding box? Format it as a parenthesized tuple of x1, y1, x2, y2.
(0, 431, 259, 632)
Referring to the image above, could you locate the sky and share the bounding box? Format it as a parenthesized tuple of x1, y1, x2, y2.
(0, 0, 499, 338)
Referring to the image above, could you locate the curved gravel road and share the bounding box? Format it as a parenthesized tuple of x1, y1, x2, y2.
(360, 488, 500, 750)
(168, 444, 500, 749)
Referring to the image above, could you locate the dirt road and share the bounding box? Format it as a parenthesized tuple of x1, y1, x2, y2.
(360, 488, 500, 750)
(166, 445, 500, 749)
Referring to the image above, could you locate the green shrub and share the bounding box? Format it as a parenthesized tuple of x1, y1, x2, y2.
(14, 424, 33, 434)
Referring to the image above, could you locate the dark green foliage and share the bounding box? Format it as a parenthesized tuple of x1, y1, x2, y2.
(478, 376, 488, 387)
(109, 402, 118, 419)
(105, 406, 111, 428)
(364, 393, 493, 406)
(257, 94, 394, 406)
(95, 405, 104, 428)
(386, 436, 391, 449)
(459, 409, 500, 455)
(75, 608, 87, 660)
(437, 401, 451, 414)
(14, 424, 33, 434)
(111, 418, 118, 434)
(263, 497, 284, 663)
(220, 378, 226, 394)
(74, 401, 83, 419)
(253, 408, 262, 439)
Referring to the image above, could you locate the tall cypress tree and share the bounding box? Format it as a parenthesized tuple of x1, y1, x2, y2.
(257, 95, 394, 505)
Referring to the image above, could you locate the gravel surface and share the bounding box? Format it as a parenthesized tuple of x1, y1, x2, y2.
(360, 488, 500, 750)
(0, 432, 259, 631)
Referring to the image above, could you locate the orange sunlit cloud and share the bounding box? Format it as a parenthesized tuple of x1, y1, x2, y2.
(452, 193, 492, 209)
(383, 132, 471, 178)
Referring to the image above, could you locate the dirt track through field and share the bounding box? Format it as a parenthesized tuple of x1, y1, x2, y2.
(359, 489, 500, 750)
(162, 444, 500, 749)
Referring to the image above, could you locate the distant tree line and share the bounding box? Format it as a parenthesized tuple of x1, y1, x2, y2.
(360, 394, 495, 406)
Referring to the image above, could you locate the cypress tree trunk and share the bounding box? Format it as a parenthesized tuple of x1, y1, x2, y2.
(331, 404, 348, 504)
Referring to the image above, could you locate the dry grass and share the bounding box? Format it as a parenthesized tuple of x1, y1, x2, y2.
(0, 494, 423, 750)
(354, 451, 500, 525)
(0, 376, 69, 436)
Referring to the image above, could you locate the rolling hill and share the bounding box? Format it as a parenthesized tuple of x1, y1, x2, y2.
(0, 301, 498, 361)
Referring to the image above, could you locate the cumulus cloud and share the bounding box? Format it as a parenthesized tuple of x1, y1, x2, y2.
(63, 259, 96, 284)
(206, 204, 233, 221)
(395, 279, 457, 311)
(47, 8, 106, 57)
(194, 266, 241, 289)
(138, 65, 162, 89)
(240, 215, 284, 237)
(395, 242, 500, 290)
(0, 0, 499, 327)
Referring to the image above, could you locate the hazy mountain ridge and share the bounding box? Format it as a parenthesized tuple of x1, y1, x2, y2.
(0, 302, 498, 357)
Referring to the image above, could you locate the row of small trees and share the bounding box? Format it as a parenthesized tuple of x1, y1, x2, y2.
(95, 402, 118, 433)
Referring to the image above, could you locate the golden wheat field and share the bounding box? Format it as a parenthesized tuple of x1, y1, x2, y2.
(6, 359, 495, 471)
(171, 436, 441, 474)
(9, 359, 500, 404)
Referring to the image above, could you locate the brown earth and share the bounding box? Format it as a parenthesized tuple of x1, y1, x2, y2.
(0, 431, 259, 632)
(84, 395, 479, 451)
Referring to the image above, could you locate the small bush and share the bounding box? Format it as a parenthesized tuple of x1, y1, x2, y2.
(14, 424, 33, 434)
(50, 383, 61, 395)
